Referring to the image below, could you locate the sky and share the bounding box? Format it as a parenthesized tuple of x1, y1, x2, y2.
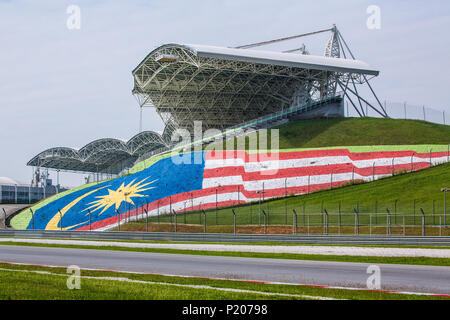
(0, 0, 449, 187)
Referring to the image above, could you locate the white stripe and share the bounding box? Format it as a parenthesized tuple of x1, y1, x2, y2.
(202, 172, 392, 191)
(205, 156, 448, 172)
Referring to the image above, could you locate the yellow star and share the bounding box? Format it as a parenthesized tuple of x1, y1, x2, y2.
(84, 178, 157, 215)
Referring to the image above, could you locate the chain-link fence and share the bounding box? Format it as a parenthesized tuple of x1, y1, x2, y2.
(346, 100, 449, 125)
(115, 197, 450, 236)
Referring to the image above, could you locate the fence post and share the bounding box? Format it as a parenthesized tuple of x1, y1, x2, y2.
(145, 209, 149, 232)
(285, 178, 288, 225)
(307, 215, 310, 235)
(375, 200, 378, 225)
(232, 209, 236, 235)
(444, 188, 447, 227)
(88, 209, 92, 231)
(354, 209, 359, 235)
(394, 200, 398, 224)
(58, 209, 63, 231)
(292, 209, 298, 235)
(116, 210, 120, 231)
(338, 201, 342, 235)
(215, 189, 218, 225)
(303, 202, 306, 227)
(403, 215, 406, 236)
(433, 200, 436, 225)
(420, 208, 426, 236)
(202, 210, 206, 233)
(386, 208, 391, 236)
(250, 200, 252, 225)
(2, 208, 6, 229)
(172, 210, 177, 233)
(262, 210, 267, 234)
(369, 214, 372, 237)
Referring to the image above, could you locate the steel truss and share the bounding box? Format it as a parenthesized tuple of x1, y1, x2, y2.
(27, 131, 169, 174)
(132, 37, 374, 135)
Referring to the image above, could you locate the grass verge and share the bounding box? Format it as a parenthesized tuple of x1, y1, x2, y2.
(0, 262, 447, 300)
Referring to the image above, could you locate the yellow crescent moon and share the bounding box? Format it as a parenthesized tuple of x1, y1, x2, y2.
(45, 186, 107, 231)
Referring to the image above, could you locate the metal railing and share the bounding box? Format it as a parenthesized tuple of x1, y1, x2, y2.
(1, 229, 450, 246)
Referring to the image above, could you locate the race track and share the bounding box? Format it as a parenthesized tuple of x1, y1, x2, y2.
(0, 245, 449, 295)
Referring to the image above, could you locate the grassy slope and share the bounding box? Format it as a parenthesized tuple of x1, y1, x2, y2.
(130, 117, 450, 173)
(275, 117, 450, 148)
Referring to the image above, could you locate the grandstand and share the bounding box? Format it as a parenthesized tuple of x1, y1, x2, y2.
(27, 131, 170, 176)
(27, 26, 387, 177)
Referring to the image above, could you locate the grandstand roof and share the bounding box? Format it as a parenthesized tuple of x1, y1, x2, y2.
(134, 44, 379, 76)
(0, 177, 20, 185)
(132, 43, 379, 132)
(27, 131, 169, 174)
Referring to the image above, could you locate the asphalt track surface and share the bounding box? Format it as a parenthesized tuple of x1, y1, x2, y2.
(0, 245, 449, 295)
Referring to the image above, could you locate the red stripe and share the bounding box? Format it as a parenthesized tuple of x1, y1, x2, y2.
(204, 162, 430, 180)
(205, 150, 448, 162)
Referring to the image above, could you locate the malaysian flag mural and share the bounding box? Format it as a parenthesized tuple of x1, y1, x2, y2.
(12, 146, 449, 231)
